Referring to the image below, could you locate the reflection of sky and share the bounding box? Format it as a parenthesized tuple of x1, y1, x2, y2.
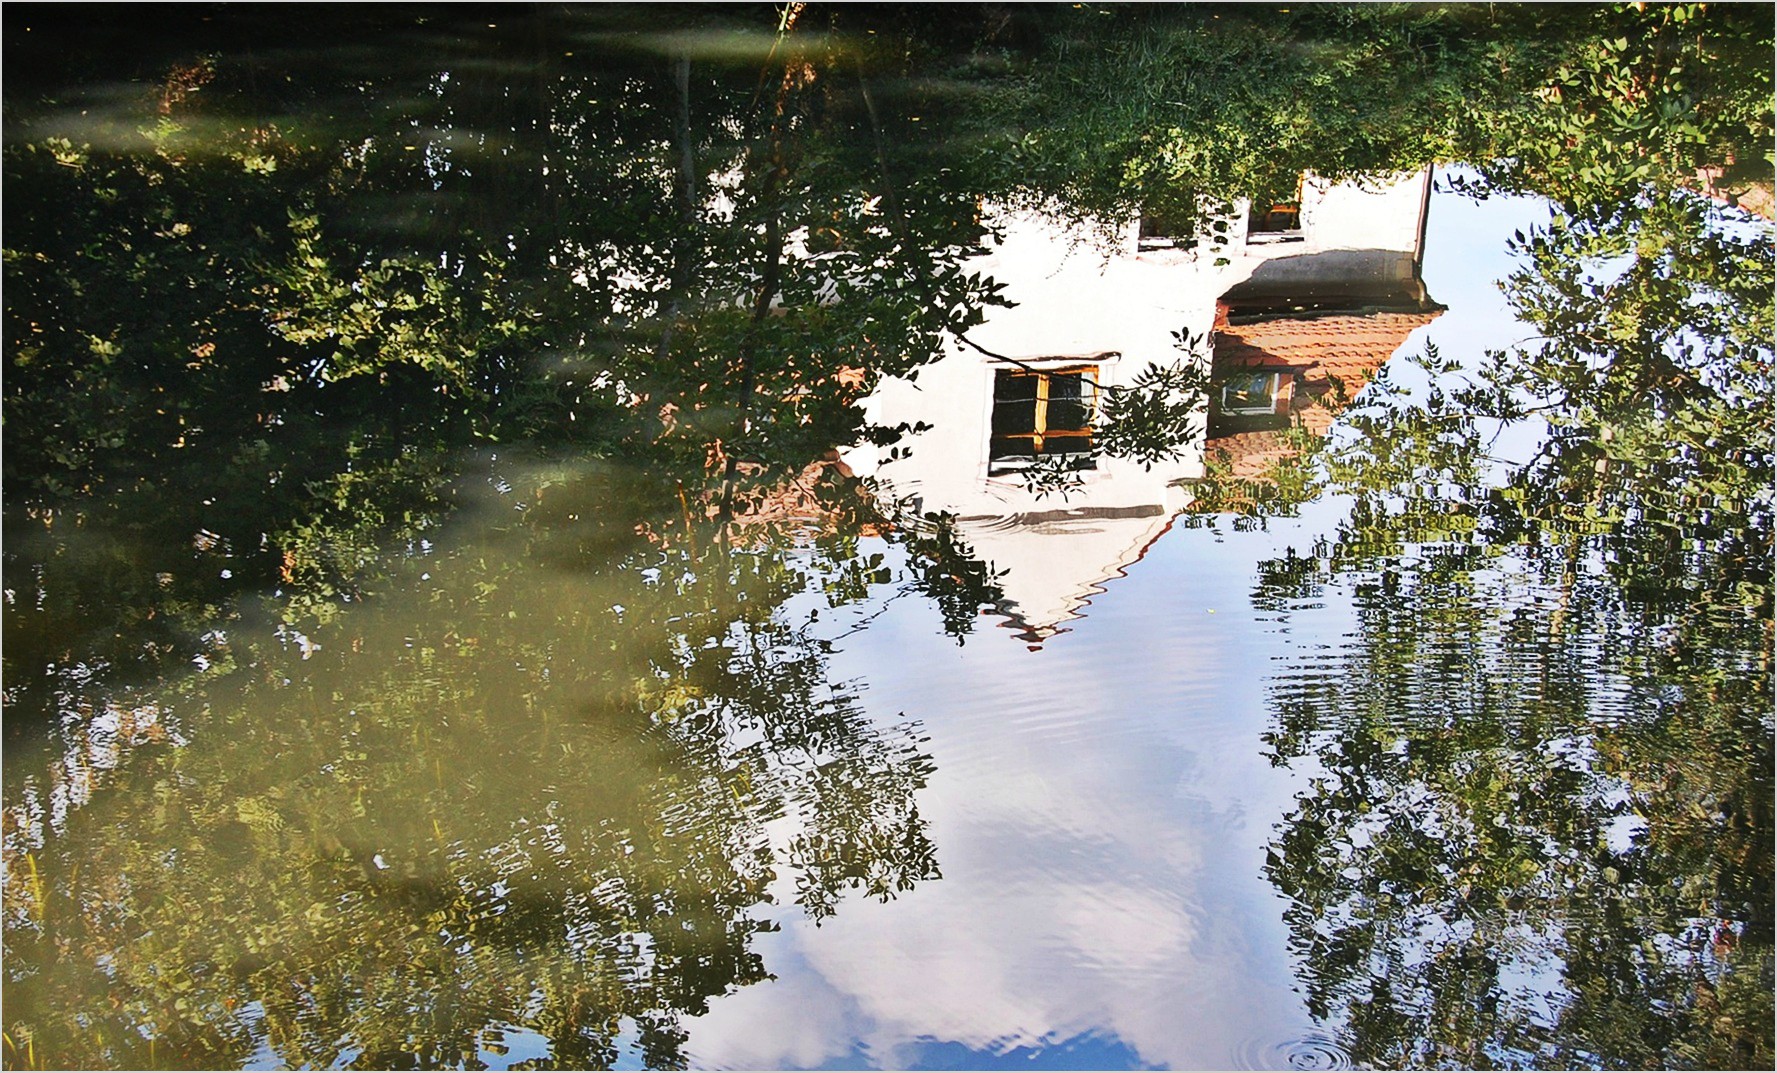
(682, 171, 1552, 1071)
(1391, 168, 1554, 470)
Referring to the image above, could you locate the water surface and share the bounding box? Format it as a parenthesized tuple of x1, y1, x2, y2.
(4, 6, 1771, 1070)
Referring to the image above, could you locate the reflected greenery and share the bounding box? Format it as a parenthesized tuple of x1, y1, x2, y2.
(3, 3, 1011, 727)
(1155, 5, 1773, 1062)
(1254, 186, 1772, 1067)
(8, 2, 1769, 701)
(5, 463, 939, 1069)
(1259, 518, 1771, 1066)
(3, 3, 1774, 1070)
(1003, 2, 1772, 234)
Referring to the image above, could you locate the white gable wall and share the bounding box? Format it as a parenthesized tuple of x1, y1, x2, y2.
(844, 169, 1432, 635)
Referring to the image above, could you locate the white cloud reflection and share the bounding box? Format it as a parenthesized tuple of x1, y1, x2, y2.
(686, 527, 1319, 1070)
(685, 173, 1544, 1070)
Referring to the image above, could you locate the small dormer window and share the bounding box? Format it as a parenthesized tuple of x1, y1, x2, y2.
(1247, 182, 1305, 244)
(989, 366, 1099, 474)
(1138, 212, 1191, 250)
(1137, 192, 1206, 251)
(1220, 370, 1281, 414)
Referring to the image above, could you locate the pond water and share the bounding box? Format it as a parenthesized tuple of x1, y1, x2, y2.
(4, 6, 1772, 1070)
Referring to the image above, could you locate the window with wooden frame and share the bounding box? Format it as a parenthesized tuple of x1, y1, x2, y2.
(1219, 369, 1282, 414)
(989, 366, 1099, 473)
(1246, 180, 1305, 244)
(1137, 192, 1201, 251)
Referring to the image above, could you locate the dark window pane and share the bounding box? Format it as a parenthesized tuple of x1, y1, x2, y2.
(1048, 399, 1089, 431)
(1222, 371, 1273, 410)
(1040, 431, 1093, 456)
(993, 398, 1039, 437)
(1047, 373, 1091, 431)
(993, 370, 1040, 437)
(994, 371, 1039, 403)
(990, 436, 1036, 461)
(1140, 203, 1195, 241)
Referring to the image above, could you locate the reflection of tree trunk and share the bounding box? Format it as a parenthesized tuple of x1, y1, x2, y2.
(653, 54, 697, 365)
(719, 42, 800, 524)
(1550, 536, 1579, 639)
(1550, 455, 1608, 637)
(716, 170, 784, 522)
(532, 7, 561, 232)
(855, 64, 902, 227)
(673, 56, 696, 222)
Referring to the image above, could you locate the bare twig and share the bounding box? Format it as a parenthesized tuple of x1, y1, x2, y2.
(954, 332, 1125, 392)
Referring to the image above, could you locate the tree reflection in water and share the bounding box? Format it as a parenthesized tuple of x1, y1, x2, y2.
(1253, 188, 1772, 1067)
(2, 3, 1772, 1069)
(6, 464, 943, 1069)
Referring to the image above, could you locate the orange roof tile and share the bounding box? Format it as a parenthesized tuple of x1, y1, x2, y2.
(1206, 309, 1443, 473)
(1212, 312, 1442, 377)
(1204, 429, 1300, 478)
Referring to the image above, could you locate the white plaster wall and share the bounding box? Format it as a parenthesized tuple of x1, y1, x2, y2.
(1214, 169, 1429, 267)
(842, 170, 1430, 632)
(1296, 170, 1428, 254)
(843, 205, 1238, 515)
(956, 510, 1180, 637)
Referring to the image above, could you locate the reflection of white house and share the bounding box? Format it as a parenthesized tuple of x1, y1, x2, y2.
(841, 170, 1436, 643)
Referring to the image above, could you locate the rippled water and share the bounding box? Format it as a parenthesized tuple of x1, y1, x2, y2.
(7, 195, 1768, 1071)
(5, 6, 1772, 1070)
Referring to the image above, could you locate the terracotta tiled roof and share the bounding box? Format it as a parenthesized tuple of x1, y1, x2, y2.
(1213, 311, 1441, 378)
(1207, 308, 1443, 461)
(1202, 429, 1301, 478)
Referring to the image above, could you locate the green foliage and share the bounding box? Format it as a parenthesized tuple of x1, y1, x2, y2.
(1181, 423, 1327, 527)
(266, 210, 526, 391)
(3, 5, 1773, 1068)
(1259, 529, 1771, 1067)
(3, 463, 938, 1070)
(993, 4, 1772, 234)
(0, 4, 1007, 722)
(1488, 192, 1774, 530)
(1094, 349, 1210, 471)
(1254, 186, 1773, 1066)
(992, 5, 1489, 227)
(1455, 3, 1776, 217)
